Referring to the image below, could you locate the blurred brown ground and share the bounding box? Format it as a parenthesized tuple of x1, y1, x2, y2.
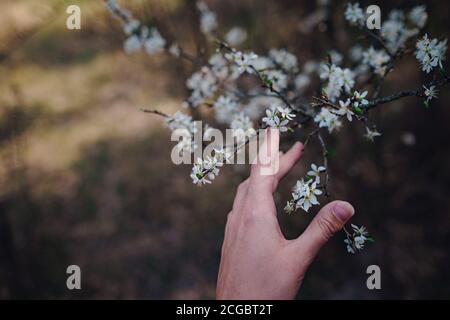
(0, 0, 449, 299)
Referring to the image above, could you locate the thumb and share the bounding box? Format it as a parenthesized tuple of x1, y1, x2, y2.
(290, 201, 354, 267)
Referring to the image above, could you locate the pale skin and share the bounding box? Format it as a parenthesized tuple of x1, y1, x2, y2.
(216, 129, 355, 300)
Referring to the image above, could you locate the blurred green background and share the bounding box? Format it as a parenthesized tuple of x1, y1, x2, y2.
(0, 0, 449, 299)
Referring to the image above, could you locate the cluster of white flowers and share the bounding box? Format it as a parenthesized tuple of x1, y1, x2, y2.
(191, 146, 235, 186)
(344, 3, 365, 27)
(269, 49, 298, 72)
(251, 56, 274, 70)
(316, 90, 369, 128)
(262, 70, 288, 92)
(165, 112, 198, 153)
(186, 67, 218, 107)
(344, 224, 372, 254)
(213, 95, 239, 124)
(208, 53, 233, 80)
(197, 1, 218, 35)
(225, 27, 248, 46)
(165, 111, 196, 133)
(329, 50, 343, 66)
(381, 10, 418, 54)
(226, 50, 259, 75)
(408, 5, 428, 29)
(314, 107, 342, 133)
(319, 64, 355, 102)
(362, 47, 390, 76)
(262, 105, 295, 132)
(352, 90, 369, 109)
(293, 61, 317, 93)
(191, 156, 223, 185)
(230, 112, 255, 137)
(106, 0, 166, 55)
(285, 164, 325, 213)
(346, 4, 425, 56)
(415, 34, 448, 73)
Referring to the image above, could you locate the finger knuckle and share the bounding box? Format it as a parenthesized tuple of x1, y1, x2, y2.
(317, 215, 337, 241)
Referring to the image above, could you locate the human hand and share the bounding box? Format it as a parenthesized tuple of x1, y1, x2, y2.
(216, 129, 355, 300)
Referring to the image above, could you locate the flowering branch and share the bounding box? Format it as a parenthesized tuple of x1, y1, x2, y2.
(367, 75, 450, 109)
(105, 0, 448, 254)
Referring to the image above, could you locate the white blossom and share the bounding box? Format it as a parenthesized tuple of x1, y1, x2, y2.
(165, 111, 198, 153)
(208, 53, 229, 79)
(227, 51, 258, 75)
(144, 28, 166, 55)
(314, 107, 342, 133)
(329, 50, 343, 66)
(230, 112, 255, 137)
(295, 74, 311, 92)
(123, 19, 140, 35)
(408, 6, 427, 29)
(350, 45, 364, 62)
(186, 67, 218, 107)
(291, 179, 323, 212)
(214, 95, 239, 124)
(423, 85, 438, 104)
(320, 64, 355, 101)
(124, 35, 142, 54)
(169, 44, 181, 57)
(334, 99, 354, 121)
(303, 61, 319, 74)
(262, 105, 295, 132)
(307, 163, 326, 183)
(284, 200, 296, 215)
(263, 70, 288, 92)
(197, 1, 217, 35)
(364, 127, 382, 142)
(319, 63, 333, 80)
(165, 111, 196, 133)
(341, 68, 355, 92)
(252, 56, 274, 70)
(352, 90, 369, 108)
(362, 47, 390, 75)
(415, 34, 447, 73)
(344, 3, 365, 27)
(269, 49, 298, 72)
(225, 27, 248, 46)
(344, 224, 371, 254)
(190, 156, 223, 186)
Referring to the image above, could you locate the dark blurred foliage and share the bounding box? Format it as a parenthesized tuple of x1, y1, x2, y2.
(0, 0, 449, 299)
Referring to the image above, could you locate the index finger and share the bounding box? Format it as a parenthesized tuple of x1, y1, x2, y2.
(249, 128, 280, 193)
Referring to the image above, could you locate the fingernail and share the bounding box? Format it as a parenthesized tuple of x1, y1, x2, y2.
(332, 201, 355, 222)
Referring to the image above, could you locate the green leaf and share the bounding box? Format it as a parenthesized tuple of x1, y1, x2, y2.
(366, 237, 375, 243)
(353, 106, 363, 115)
